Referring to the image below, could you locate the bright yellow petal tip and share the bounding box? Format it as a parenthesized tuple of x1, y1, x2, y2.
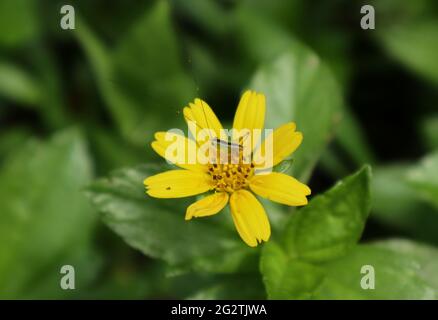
(250, 172, 311, 206)
(185, 192, 229, 220)
(230, 190, 270, 247)
(232, 90, 266, 143)
(183, 98, 223, 140)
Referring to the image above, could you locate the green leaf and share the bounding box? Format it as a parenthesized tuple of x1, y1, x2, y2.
(74, 16, 142, 144)
(314, 245, 435, 299)
(373, 239, 438, 296)
(260, 241, 324, 299)
(421, 116, 438, 150)
(20, 242, 101, 299)
(335, 108, 375, 165)
(86, 165, 254, 273)
(237, 1, 353, 86)
(317, 106, 373, 182)
(283, 166, 371, 262)
(373, 151, 438, 211)
(239, 0, 303, 33)
(248, 46, 343, 182)
(187, 273, 266, 300)
(80, 259, 167, 299)
(405, 151, 438, 208)
(0, 63, 40, 105)
(0, 129, 97, 298)
(371, 151, 438, 241)
(171, 0, 230, 36)
(261, 242, 436, 299)
(261, 167, 374, 299)
(0, 127, 31, 162)
(237, 8, 371, 179)
(372, 164, 438, 244)
(235, 8, 292, 64)
(373, 0, 438, 85)
(0, 0, 39, 48)
(87, 127, 145, 175)
(378, 20, 438, 85)
(32, 46, 71, 129)
(76, 1, 196, 146)
(318, 147, 350, 178)
(112, 0, 196, 145)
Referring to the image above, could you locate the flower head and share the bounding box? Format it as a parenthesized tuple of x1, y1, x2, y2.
(144, 90, 311, 247)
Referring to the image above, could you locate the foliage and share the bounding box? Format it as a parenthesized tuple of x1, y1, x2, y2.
(1, 0, 438, 299)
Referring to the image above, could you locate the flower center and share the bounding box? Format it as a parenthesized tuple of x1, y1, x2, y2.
(208, 162, 255, 193)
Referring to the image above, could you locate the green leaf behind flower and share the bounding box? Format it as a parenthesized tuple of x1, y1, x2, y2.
(405, 151, 438, 208)
(248, 42, 343, 182)
(237, 7, 373, 181)
(0, 63, 41, 105)
(313, 244, 435, 299)
(0, 129, 98, 298)
(262, 241, 437, 299)
(421, 116, 438, 151)
(76, 1, 196, 146)
(86, 164, 256, 274)
(374, 0, 438, 85)
(372, 152, 438, 243)
(0, 0, 39, 48)
(378, 20, 438, 85)
(373, 238, 438, 296)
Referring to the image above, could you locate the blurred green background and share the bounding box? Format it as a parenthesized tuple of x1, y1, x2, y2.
(0, 0, 438, 299)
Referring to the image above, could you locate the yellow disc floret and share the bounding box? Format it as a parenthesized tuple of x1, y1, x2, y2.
(208, 162, 255, 193)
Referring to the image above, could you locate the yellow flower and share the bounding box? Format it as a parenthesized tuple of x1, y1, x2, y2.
(144, 90, 311, 247)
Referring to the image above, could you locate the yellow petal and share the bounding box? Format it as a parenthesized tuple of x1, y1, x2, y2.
(183, 98, 223, 143)
(185, 192, 229, 220)
(232, 90, 266, 146)
(229, 190, 270, 247)
(151, 131, 206, 172)
(253, 122, 303, 168)
(249, 172, 311, 206)
(144, 170, 213, 198)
